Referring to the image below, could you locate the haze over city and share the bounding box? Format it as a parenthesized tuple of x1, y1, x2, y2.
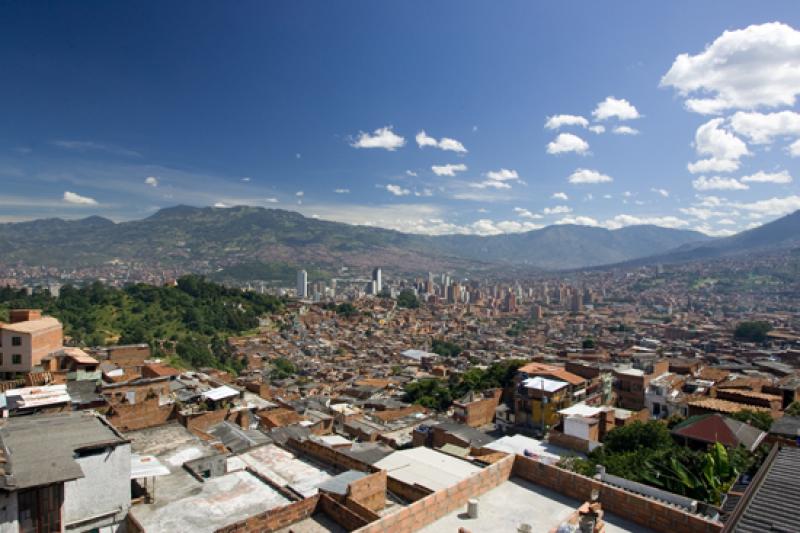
(1, 3, 800, 533)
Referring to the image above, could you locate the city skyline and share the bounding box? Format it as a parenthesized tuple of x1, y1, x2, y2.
(2, 2, 800, 239)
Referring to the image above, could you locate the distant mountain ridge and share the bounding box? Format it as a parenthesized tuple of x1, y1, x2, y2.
(625, 209, 800, 266)
(0, 205, 715, 273)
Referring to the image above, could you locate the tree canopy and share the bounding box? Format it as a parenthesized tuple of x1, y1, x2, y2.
(734, 321, 771, 342)
(397, 289, 420, 308)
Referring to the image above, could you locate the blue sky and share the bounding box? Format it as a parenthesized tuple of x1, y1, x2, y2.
(2, 2, 800, 237)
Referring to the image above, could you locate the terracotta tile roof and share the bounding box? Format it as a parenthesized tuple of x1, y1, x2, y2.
(518, 362, 586, 386)
(688, 398, 771, 414)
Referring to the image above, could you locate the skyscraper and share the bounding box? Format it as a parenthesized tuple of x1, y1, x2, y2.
(296, 269, 308, 299)
(372, 267, 382, 294)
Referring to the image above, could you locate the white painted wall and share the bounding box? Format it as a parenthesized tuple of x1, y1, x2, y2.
(0, 491, 18, 533)
(64, 443, 131, 533)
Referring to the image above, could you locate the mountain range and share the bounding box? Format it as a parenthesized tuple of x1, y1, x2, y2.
(1, 205, 798, 277)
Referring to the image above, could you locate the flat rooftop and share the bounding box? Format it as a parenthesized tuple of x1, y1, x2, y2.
(127, 424, 292, 533)
(130, 470, 290, 533)
(234, 443, 334, 497)
(420, 477, 654, 533)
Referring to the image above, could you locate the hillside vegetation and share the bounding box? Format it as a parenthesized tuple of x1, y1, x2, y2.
(0, 275, 284, 372)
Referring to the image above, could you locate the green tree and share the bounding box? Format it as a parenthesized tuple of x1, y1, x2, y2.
(730, 409, 773, 432)
(403, 378, 452, 410)
(785, 401, 800, 417)
(431, 338, 463, 357)
(271, 357, 297, 380)
(397, 289, 420, 309)
(734, 321, 772, 342)
(582, 338, 597, 350)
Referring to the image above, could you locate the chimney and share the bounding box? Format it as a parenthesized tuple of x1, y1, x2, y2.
(9, 309, 42, 323)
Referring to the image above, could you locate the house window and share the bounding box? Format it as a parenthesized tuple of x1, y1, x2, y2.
(12, 354, 21, 365)
(11, 336, 21, 347)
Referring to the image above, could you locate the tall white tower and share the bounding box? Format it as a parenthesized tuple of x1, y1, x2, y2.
(296, 269, 308, 299)
(372, 267, 382, 294)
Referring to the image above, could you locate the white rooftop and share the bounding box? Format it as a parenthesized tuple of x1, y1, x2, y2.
(401, 349, 438, 361)
(374, 447, 481, 492)
(558, 403, 603, 418)
(202, 385, 240, 402)
(484, 435, 572, 465)
(522, 376, 568, 392)
(130, 455, 171, 479)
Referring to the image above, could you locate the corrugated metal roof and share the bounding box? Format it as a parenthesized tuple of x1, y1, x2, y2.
(731, 447, 800, 532)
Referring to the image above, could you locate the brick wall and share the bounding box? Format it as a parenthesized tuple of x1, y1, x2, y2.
(106, 397, 175, 431)
(386, 477, 432, 502)
(548, 430, 595, 454)
(287, 437, 377, 473)
(356, 454, 515, 533)
(347, 470, 386, 512)
(511, 456, 722, 533)
(319, 494, 370, 531)
(181, 408, 230, 434)
(453, 388, 502, 427)
(214, 494, 320, 533)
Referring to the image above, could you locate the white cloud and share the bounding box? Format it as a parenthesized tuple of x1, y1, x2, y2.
(470, 168, 522, 190)
(514, 207, 543, 220)
(729, 194, 800, 216)
(144, 176, 158, 187)
(613, 126, 640, 135)
(431, 163, 467, 177)
(415, 130, 467, 153)
(692, 176, 749, 191)
(470, 180, 511, 190)
(555, 216, 600, 227)
(605, 214, 689, 229)
(63, 191, 98, 205)
(544, 114, 589, 129)
(386, 184, 411, 196)
(729, 111, 800, 144)
(543, 205, 572, 215)
(588, 125, 605, 134)
(687, 158, 740, 174)
(694, 224, 737, 237)
(415, 130, 438, 148)
(551, 192, 569, 200)
(414, 188, 433, 197)
(51, 140, 141, 157)
(661, 22, 800, 114)
(334, 188, 350, 194)
(679, 206, 725, 220)
(265, 197, 279, 203)
(651, 188, 670, 197)
(350, 126, 406, 151)
(486, 168, 520, 182)
(694, 118, 749, 161)
(295, 191, 304, 197)
(547, 133, 589, 155)
(213, 202, 229, 208)
(438, 137, 467, 153)
(740, 170, 792, 184)
(406, 170, 418, 176)
(592, 97, 641, 121)
(791, 139, 800, 157)
(568, 168, 613, 184)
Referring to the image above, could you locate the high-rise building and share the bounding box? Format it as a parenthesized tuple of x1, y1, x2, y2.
(372, 267, 382, 294)
(296, 269, 308, 299)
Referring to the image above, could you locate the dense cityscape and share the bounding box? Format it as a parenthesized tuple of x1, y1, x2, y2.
(3, 3, 800, 533)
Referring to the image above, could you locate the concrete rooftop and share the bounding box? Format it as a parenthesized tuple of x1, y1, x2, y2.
(419, 477, 654, 533)
(130, 470, 290, 533)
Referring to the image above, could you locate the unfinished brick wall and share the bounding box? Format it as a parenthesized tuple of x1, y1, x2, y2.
(453, 388, 502, 427)
(356, 454, 515, 533)
(180, 408, 230, 433)
(386, 477, 432, 502)
(548, 430, 594, 454)
(106, 397, 175, 431)
(346, 470, 386, 512)
(319, 494, 371, 531)
(214, 494, 320, 533)
(287, 437, 376, 473)
(511, 456, 722, 533)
